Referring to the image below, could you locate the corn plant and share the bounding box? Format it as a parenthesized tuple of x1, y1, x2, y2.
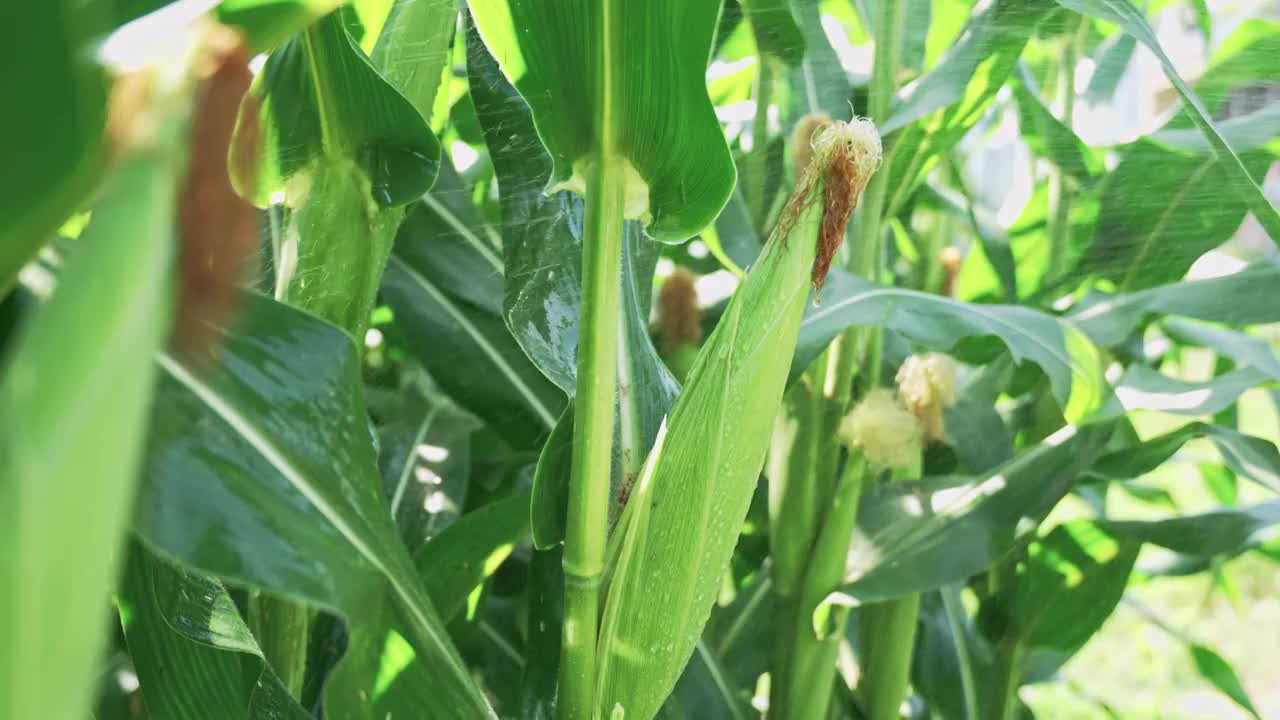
(4, 1, 1280, 720)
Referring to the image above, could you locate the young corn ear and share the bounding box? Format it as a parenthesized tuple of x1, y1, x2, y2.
(594, 119, 881, 720)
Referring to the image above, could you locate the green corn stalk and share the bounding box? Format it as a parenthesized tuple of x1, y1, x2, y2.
(594, 119, 881, 720)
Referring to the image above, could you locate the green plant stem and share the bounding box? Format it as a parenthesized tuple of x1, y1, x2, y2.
(749, 56, 775, 233)
(558, 152, 625, 720)
(940, 584, 980, 720)
(987, 638, 1025, 720)
(860, 593, 923, 720)
(1047, 17, 1087, 278)
(248, 593, 310, 699)
(782, 453, 867, 720)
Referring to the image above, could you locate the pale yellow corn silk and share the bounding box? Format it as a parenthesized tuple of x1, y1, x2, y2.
(838, 389, 924, 470)
(808, 116, 881, 189)
(789, 112, 832, 179)
(895, 353, 959, 442)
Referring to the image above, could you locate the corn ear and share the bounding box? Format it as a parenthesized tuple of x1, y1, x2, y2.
(594, 119, 880, 719)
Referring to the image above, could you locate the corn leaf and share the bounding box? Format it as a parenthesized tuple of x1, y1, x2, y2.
(117, 543, 309, 720)
(741, 0, 805, 65)
(1054, 0, 1280, 245)
(1069, 259, 1280, 346)
(1099, 501, 1280, 561)
(835, 425, 1113, 605)
(1103, 365, 1273, 419)
(381, 159, 564, 449)
(1076, 141, 1272, 290)
(787, 0, 849, 119)
(596, 196, 824, 720)
(229, 9, 441, 208)
(372, 372, 482, 551)
(0, 0, 106, 293)
(1189, 644, 1263, 720)
(794, 268, 1107, 423)
(1006, 522, 1140, 675)
(1090, 421, 1280, 494)
(413, 493, 531, 623)
(881, 0, 1056, 207)
(468, 0, 735, 241)
(135, 293, 493, 718)
(0, 148, 176, 720)
(520, 547, 565, 718)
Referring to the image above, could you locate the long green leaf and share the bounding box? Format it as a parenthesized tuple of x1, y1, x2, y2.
(382, 229, 563, 449)
(1092, 423, 1280, 494)
(135, 293, 492, 718)
(0, 146, 176, 720)
(1053, 0, 1280, 245)
(1007, 522, 1139, 674)
(468, 0, 735, 241)
(117, 543, 309, 720)
(834, 425, 1113, 605)
(414, 493, 532, 622)
(1103, 365, 1273, 420)
(794, 268, 1107, 423)
(1077, 141, 1271, 290)
(1069, 259, 1280, 346)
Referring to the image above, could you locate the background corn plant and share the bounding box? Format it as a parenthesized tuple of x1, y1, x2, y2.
(3, 0, 1280, 719)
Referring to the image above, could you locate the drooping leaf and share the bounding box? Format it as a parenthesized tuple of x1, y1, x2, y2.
(1082, 28, 1136, 105)
(1053, 0, 1280, 245)
(793, 268, 1107, 423)
(1076, 141, 1271, 290)
(0, 1, 106, 293)
(1069, 259, 1280, 347)
(117, 543, 309, 720)
(468, 0, 735, 241)
(0, 146, 176, 720)
(135, 293, 492, 718)
(1011, 63, 1099, 184)
(834, 425, 1113, 605)
(1164, 319, 1280, 379)
(1090, 421, 1280, 494)
(1103, 365, 1272, 420)
(1099, 501, 1280, 563)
